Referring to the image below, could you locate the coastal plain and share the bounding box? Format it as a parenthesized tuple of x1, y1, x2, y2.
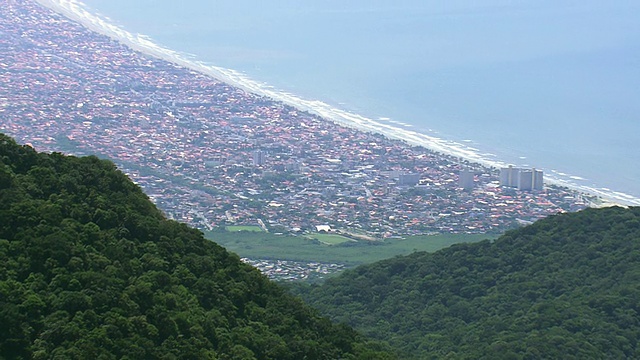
(0, 0, 608, 277)
(44, 0, 640, 207)
(207, 231, 491, 265)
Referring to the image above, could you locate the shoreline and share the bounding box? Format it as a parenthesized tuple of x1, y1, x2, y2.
(33, 0, 640, 207)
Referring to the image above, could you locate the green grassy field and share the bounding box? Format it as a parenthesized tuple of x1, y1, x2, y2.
(205, 230, 496, 266)
(225, 225, 264, 232)
(306, 233, 355, 245)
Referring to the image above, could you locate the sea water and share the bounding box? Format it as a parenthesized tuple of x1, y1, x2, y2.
(70, 0, 640, 203)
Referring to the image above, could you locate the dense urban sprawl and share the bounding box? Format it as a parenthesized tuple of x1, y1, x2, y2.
(1, 0, 589, 243)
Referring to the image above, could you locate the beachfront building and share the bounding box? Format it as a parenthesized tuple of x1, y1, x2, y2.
(500, 166, 521, 187)
(533, 168, 544, 190)
(518, 169, 533, 190)
(501, 166, 544, 191)
(459, 169, 475, 190)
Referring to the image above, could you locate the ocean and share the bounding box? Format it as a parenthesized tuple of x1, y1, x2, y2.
(52, 0, 640, 204)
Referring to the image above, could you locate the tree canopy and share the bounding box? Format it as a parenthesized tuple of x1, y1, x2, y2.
(0, 134, 393, 359)
(294, 205, 640, 359)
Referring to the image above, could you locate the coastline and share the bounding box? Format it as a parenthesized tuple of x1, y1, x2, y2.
(33, 0, 640, 207)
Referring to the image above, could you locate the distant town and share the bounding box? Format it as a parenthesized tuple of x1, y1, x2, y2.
(1, 0, 591, 245)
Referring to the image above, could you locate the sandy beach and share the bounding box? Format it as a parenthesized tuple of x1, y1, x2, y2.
(32, 0, 640, 207)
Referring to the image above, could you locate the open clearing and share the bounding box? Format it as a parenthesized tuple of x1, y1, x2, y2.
(225, 225, 264, 232)
(306, 233, 354, 245)
(205, 230, 496, 266)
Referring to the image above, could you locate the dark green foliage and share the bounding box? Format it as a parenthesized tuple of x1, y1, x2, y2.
(0, 134, 394, 359)
(295, 206, 640, 359)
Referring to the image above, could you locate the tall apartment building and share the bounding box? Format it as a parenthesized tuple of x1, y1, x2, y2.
(252, 150, 266, 166)
(500, 165, 521, 187)
(533, 168, 544, 190)
(459, 169, 475, 190)
(500, 166, 543, 191)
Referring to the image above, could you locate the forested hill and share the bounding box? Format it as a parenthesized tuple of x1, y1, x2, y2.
(294, 206, 640, 359)
(0, 134, 393, 359)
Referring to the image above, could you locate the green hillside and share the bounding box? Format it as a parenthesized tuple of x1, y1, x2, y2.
(294, 206, 640, 359)
(0, 134, 393, 359)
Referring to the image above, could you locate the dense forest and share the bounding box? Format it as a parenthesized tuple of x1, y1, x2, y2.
(294, 206, 640, 359)
(0, 134, 393, 359)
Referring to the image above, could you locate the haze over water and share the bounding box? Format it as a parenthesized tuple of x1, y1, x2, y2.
(77, 0, 640, 202)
